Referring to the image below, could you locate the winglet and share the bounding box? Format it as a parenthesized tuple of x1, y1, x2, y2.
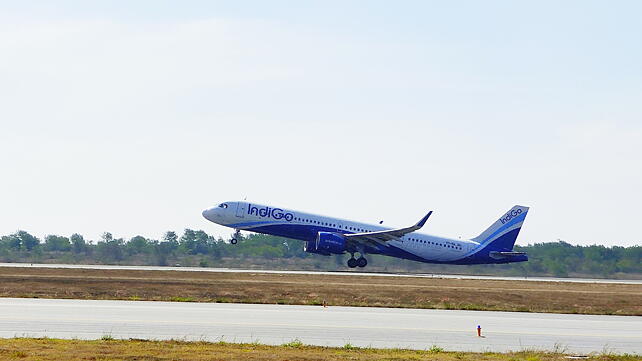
(415, 211, 433, 230)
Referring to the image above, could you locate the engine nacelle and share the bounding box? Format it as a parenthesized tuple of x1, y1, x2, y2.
(303, 232, 347, 255)
(303, 239, 330, 255)
(315, 232, 346, 254)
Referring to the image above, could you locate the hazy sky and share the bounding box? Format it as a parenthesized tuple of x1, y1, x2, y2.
(1, 1, 641, 246)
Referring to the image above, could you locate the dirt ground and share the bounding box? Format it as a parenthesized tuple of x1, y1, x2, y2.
(0, 267, 640, 315)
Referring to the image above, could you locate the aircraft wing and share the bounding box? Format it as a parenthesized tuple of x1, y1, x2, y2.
(343, 211, 432, 246)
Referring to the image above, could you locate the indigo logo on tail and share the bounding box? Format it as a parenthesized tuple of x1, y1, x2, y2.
(247, 204, 294, 222)
(500, 208, 523, 225)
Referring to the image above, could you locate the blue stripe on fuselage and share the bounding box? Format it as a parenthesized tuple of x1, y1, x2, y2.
(226, 220, 282, 228)
(232, 222, 524, 265)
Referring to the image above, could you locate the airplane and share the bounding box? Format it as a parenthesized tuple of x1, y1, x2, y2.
(202, 201, 529, 268)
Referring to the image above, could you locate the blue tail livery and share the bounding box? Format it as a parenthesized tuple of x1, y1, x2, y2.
(202, 202, 529, 268)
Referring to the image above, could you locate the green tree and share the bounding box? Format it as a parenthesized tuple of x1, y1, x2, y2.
(2, 233, 22, 250)
(44, 235, 71, 252)
(154, 240, 177, 266)
(127, 235, 149, 255)
(70, 233, 86, 254)
(15, 230, 40, 251)
(101, 232, 113, 242)
(96, 234, 124, 262)
(192, 230, 210, 255)
(163, 231, 178, 243)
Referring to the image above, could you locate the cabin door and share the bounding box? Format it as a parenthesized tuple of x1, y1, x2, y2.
(235, 203, 246, 218)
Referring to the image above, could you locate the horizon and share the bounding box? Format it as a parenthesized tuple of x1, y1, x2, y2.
(2, 226, 638, 249)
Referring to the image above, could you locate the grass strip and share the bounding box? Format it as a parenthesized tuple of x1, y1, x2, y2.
(0, 338, 639, 361)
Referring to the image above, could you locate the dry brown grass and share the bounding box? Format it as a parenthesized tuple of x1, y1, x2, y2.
(0, 338, 639, 361)
(0, 267, 640, 315)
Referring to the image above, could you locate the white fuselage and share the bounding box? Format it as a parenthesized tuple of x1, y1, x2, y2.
(203, 201, 480, 263)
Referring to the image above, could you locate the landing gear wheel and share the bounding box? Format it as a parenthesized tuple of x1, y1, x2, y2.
(230, 230, 241, 245)
(357, 257, 367, 268)
(347, 258, 358, 268)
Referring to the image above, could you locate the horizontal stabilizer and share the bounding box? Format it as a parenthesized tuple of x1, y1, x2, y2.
(489, 251, 527, 260)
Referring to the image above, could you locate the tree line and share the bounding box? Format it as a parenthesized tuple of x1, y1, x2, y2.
(0, 229, 639, 278)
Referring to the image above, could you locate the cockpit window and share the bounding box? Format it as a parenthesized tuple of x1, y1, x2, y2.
(218, 203, 228, 209)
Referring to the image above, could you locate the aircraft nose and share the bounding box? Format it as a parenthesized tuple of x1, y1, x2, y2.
(202, 208, 214, 221)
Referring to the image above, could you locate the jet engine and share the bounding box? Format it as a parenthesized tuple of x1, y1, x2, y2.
(303, 232, 347, 255)
(315, 232, 346, 254)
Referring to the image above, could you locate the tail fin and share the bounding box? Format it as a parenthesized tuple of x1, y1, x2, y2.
(472, 205, 529, 251)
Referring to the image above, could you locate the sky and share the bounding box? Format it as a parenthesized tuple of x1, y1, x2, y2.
(1, 1, 641, 246)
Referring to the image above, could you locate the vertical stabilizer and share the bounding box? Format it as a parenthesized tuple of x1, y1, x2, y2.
(472, 205, 529, 251)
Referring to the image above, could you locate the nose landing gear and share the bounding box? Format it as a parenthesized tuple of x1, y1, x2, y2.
(230, 230, 241, 245)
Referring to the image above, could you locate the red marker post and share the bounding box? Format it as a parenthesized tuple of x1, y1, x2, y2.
(477, 325, 482, 337)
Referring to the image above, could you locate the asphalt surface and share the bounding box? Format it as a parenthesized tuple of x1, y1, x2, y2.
(1, 262, 640, 284)
(0, 298, 640, 354)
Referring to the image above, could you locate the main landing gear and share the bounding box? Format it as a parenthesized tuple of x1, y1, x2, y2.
(347, 253, 367, 268)
(230, 230, 241, 245)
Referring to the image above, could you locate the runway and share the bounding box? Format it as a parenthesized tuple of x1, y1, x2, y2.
(1, 262, 640, 284)
(0, 298, 639, 354)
